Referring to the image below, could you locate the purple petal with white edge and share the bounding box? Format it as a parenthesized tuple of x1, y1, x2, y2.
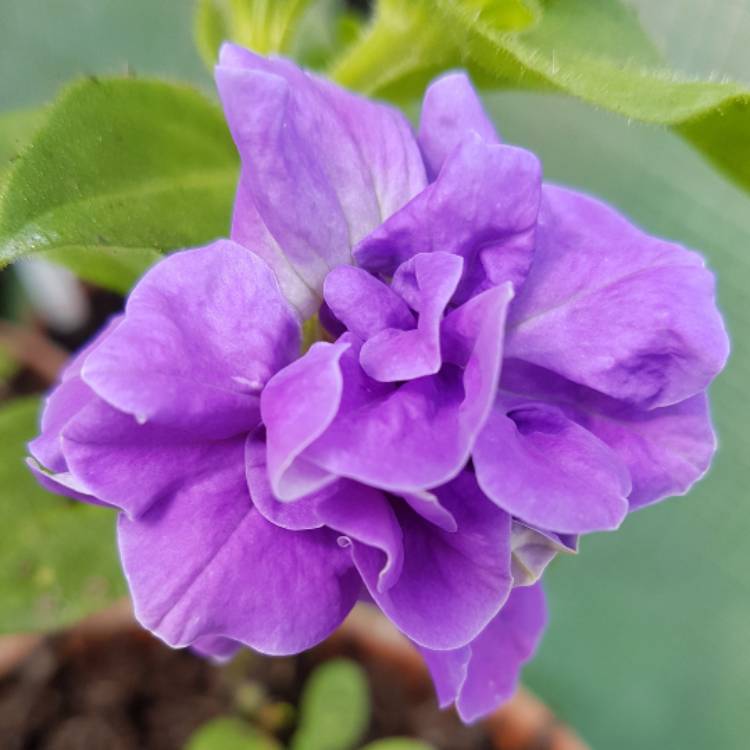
(360, 253, 463, 382)
(262, 340, 352, 501)
(353, 135, 540, 302)
(474, 400, 630, 534)
(301, 285, 513, 493)
(26, 458, 107, 507)
(216, 44, 425, 316)
(83, 241, 300, 440)
(245, 429, 325, 531)
(29, 377, 95, 473)
(246, 431, 403, 591)
(119, 459, 360, 656)
(62, 399, 245, 519)
(501, 358, 719, 510)
(422, 583, 547, 723)
(506, 185, 729, 408)
(399, 490, 457, 533)
(191, 636, 242, 663)
(353, 472, 513, 650)
(323, 265, 414, 341)
(511, 522, 577, 587)
(420, 646, 470, 709)
(29, 316, 122, 472)
(418, 71, 500, 180)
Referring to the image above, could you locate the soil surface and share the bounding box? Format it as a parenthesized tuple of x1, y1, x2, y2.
(0, 615, 490, 750)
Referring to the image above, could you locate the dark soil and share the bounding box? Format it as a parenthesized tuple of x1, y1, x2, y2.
(0, 620, 491, 750)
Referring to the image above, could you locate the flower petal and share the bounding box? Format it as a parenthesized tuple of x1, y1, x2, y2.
(246, 431, 403, 591)
(398, 490, 457, 533)
(82, 241, 300, 439)
(216, 44, 426, 316)
(354, 135, 540, 302)
(353, 472, 512, 650)
(262, 340, 351, 501)
(119, 457, 360, 656)
(511, 522, 577, 587)
(300, 284, 513, 494)
(323, 265, 414, 341)
(585, 393, 717, 510)
(422, 583, 547, 723)
(418, 71, 500, 179)
(360, 253, 463, 382)
(474, 400, 630, 534)
(501, 359, 719, 510)
(506, 186, 729, 407)
(29, 316, 122, 473)
(62, 399, 244, 519)
(26, 457, 105, 507)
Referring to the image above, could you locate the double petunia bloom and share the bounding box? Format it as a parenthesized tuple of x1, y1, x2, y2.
(28, 45, 729, 722)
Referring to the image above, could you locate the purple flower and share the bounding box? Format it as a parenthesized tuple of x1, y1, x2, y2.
(27, 46, 729, 723)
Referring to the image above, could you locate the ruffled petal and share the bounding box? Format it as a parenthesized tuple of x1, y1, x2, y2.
(586, 393, 716, 510)
(422, 583, 547, 723)
(418, 71, 500, 179)
(474, 400, 630, 534)
(29, 316, 122, 473)
(353, 472, 512, 650)
(298, 284, 513, 494)
(246, 431, 403, 591)
(26, 458, 106, 507)
(501, 359, 719, 510)
(354, 135, 540, 302)
(506, 186, 729, 408)
(360, 253, 463, 382)
(398, 490, 457, 533)
(262, 340, 351, 501)
(216, 44, 426, 316)
(29, 377, 96, 473)
(62, 399, 245, 519)
(119, 458, 360, 656)
(82, 241, 300, 439)
(323, 265, 414, 341)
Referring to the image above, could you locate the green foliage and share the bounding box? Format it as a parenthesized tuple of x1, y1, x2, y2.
(290, 659, 371, 750)
(331, 0, 750, 193)
(0, 397, 125, 633)
(195, 0, 313, 67)
(0, 77, 238, 294)
(186, 717, 282, 750)
(0, 108, 46, 186)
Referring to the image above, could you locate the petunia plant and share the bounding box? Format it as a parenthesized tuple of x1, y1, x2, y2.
(0, 0, 738, 728)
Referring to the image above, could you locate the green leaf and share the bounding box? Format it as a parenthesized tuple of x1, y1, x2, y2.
(186, 717, 282, 750)
(291, 658, 370, 750)
(361, 740, 435, 750)
(195, 0, 313, 67)
(0, 77, 238, 293)
(331, 0, 750, 193)
(0, 108, 47, 184)
(0, 397, 126, 633)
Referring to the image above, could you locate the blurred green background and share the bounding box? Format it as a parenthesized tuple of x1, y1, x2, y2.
(1, 1, 748, 748)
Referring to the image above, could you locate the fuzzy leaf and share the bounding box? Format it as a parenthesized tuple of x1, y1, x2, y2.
(332, 0, 750, 193)
(0, 77, 238, 292)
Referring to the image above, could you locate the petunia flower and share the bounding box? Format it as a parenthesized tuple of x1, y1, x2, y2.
(27, 45, 729, 723)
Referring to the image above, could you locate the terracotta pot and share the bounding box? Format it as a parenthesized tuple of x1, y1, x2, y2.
(0, 600, 588, 750)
